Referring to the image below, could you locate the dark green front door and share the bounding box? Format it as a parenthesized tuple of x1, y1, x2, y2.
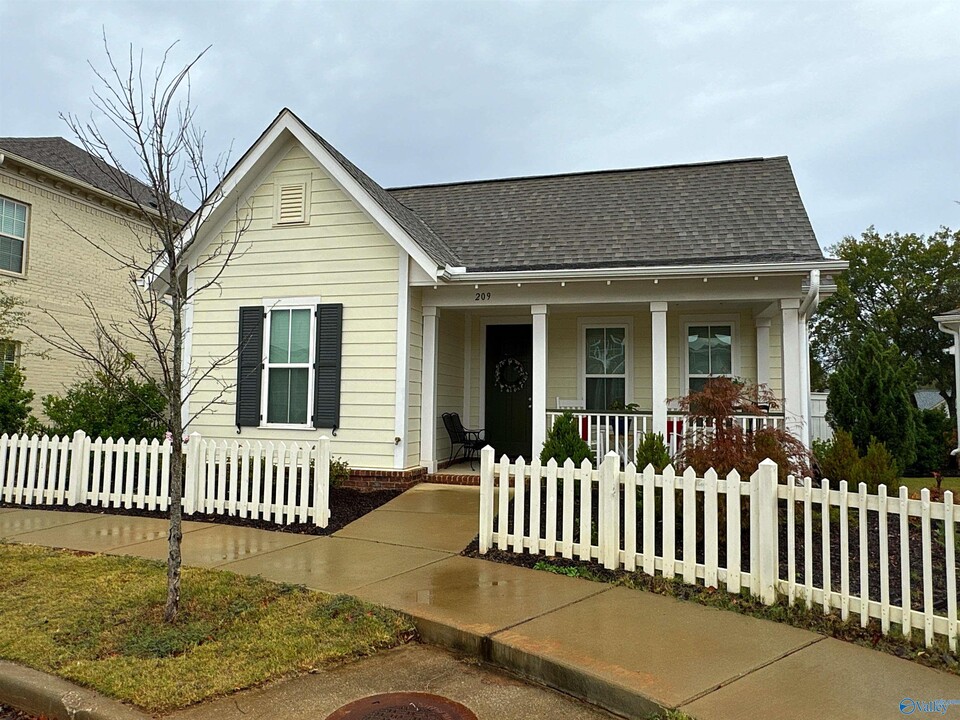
(485, 324, 532, 460)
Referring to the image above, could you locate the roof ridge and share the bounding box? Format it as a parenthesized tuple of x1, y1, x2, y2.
(387, 156, 785, 192)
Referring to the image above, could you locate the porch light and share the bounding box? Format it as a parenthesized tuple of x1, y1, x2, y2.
(561, 281, 566, 287)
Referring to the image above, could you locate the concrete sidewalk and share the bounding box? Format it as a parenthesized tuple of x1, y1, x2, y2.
(2, 486, 959, 719)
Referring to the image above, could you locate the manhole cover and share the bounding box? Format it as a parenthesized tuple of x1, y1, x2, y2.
(325, 692, 479, 720)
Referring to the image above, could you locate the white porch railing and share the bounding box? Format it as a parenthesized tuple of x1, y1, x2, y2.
(546, 410, 786, 462)
(478, 448, 959, 650)
(0, 431, 330, 527)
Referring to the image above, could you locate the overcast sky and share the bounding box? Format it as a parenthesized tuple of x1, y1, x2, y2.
(1, 0, 957, 252)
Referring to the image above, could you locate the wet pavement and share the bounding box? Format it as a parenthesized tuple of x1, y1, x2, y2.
(3, 484, 960, 719)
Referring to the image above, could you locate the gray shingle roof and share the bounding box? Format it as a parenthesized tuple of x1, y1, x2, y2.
(388, 156, 824, 272)
(301, 122, 460, 267)
(0, 136, 189, 218)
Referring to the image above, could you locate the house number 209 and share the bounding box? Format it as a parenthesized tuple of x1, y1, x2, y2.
(475, 292, 491, 301)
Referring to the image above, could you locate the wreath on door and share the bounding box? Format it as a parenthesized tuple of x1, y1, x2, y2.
(494, 357, 528, 393)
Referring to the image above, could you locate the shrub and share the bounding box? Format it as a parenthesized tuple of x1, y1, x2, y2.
(43, 374, 165, 440)
(814, 430, 900, 493)
(636, 432, 671, 472)
(909, 408, 954, 476)
(816, 430, 861, 484)
(855, 438, 900, 492)
(540, 411, 595, 465)
(0, 365, 35, 435)
(329, 457, 350, 487)
(827, 331, 917, 470)
(673, 377, 809, 480)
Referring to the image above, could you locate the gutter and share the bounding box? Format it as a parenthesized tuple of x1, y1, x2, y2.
(434, 259, 847, 284)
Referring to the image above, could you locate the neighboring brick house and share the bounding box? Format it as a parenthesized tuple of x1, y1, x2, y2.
(0, 137, 167, 410)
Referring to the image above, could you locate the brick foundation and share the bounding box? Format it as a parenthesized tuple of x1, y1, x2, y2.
(424, 473, 481, 486)
(341, 466, 427, 492)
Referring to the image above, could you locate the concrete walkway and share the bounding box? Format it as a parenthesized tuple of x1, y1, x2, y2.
(2, 486, 959, 719)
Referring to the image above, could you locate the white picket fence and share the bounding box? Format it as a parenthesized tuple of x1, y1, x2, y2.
(478, 447, 959, 650)
(0, 431, 330, 527)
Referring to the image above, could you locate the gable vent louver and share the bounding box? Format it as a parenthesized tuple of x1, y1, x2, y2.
(277, 182, 307, 224)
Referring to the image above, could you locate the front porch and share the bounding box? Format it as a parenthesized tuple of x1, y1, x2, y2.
(418, 280, 810, 472)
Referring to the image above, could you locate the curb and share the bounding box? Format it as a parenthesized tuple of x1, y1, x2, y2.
(0, 661, 150, 720)
(407, 612, 664, 719)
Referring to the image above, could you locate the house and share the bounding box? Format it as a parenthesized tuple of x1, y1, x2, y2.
(935, 307, 960, 455)
(161, 109, 846, 485)
(0, 137, 165, 408)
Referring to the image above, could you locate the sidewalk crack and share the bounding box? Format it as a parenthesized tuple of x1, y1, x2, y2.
(676, 635, 825, 709)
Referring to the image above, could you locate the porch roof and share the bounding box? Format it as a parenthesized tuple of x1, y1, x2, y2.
(389, 156, 824, 273)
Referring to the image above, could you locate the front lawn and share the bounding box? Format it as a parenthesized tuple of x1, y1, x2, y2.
(0, 544, 415, 713)
(898, 476, 960, 495)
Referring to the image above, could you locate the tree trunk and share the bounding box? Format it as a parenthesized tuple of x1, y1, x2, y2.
(164, 266, 185, 623)
(164, 440, 184, 622)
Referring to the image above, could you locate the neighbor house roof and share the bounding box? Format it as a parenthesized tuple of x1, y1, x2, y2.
(915, 390, 947, 411)
(0, 136, 189, 218)
(387, 156, 825, 272)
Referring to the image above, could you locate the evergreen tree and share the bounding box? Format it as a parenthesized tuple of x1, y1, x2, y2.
(540, 411, 595, 465)
(827, 331, 917, 470)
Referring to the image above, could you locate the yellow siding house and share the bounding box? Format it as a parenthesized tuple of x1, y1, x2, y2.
(168, 110, 846, 483)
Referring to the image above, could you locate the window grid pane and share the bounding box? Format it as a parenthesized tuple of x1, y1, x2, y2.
(289, 309, 311, 363)
(0, 199, 27, 241)
(688, 323, 734, 391)
(269, 309, 291, 363)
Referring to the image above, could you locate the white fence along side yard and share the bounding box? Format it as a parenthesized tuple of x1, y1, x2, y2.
(0, 431, 330, 527)
(478, 447, 959, 650)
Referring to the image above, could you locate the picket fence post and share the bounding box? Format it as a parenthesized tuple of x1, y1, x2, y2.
(66, 430, 87, 506)
(479, 446, 495, 553)
(600, 451, 621, 570)
(757, 458, 779, 605)
(317, 436, 330, 527)
(183, 432, 202, 514)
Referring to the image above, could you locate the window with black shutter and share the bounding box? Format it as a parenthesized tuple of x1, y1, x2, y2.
(235, 306, 264, 428)
(235, 302, 342, 433)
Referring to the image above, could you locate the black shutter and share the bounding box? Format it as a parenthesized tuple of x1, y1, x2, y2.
(235, 306, 264, 429)
(313, 303, 343, 430)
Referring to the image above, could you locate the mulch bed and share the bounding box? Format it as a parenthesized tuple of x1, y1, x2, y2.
(0, 705, 40, 720)
(480, 482, 960, 614)
(0, 486, 401, 536)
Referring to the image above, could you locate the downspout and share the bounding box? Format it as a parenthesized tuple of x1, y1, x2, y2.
(798, 270, 821, 448)
(937, 320, 960, 456)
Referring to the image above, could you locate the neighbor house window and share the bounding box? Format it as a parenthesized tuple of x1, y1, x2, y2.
(0, 197, 28, 274)
(264, 307, 314, 425)
(584, 326, 627, 410)
(687, 324, 733, 393)
(0, 340, 19, 372)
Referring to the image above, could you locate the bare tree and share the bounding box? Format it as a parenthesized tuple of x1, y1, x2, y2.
(38, 36, 250, 622)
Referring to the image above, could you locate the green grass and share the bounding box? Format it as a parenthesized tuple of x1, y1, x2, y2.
(0, 543, 415, 712)
(897, 476, 960, 495)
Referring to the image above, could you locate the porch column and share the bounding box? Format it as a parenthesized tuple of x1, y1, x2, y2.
(780, 299, 803, 437)
(651, 301, 668, 439)
(531, 304, 549, 458)
(420, 306, 439, 473)
(755, 317, 771, 388)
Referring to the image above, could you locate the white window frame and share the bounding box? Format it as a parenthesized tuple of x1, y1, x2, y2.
(260, 296, 321, 430)
(0, 339, 20, 372)
(577, 317, 633, 410)
(680, 315, 740, 395)
(0, 196, 29, 277)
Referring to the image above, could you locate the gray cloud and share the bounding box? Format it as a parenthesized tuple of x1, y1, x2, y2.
(1, 0, 957, 250)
